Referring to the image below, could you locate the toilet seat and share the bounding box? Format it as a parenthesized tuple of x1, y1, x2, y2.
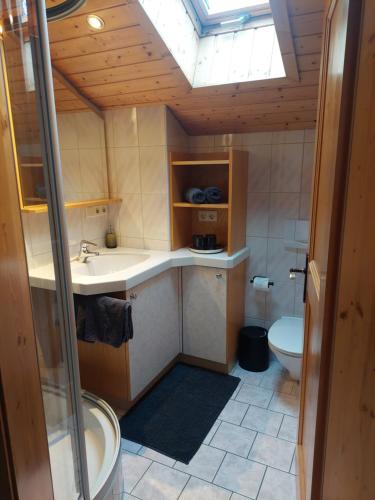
(268, 316, 303, 358)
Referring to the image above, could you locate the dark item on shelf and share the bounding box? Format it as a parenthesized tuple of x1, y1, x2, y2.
(185, 187, 206, 204)
(238, 326, 269, 372)
(204, 186, 224, 204)
(192, 234, 206, 250)
(204, 234, 217, 250)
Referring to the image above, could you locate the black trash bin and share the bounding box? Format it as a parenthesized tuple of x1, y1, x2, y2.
(238, 326, 269, 372)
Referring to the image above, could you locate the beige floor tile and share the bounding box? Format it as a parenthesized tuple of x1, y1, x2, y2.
(248, 434, 295, 472)
(138, 446, 176, 467)
(241, 406, 283, 437)
(132, 462, 189, 500)
(211, 421, 256, 457)
(278, 415, 298, 443)
(179, 476, 231, 500)
(121, 452, 152, 493)
(174, 444, 225, 482)
(219, 399, 249, 425)
(236, 384, 273, 408)
(268, 393, 300, 417)
(257, 467, 297, 500)
(214, 453, 265, 499)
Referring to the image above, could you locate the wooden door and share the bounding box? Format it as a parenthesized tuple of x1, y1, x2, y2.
(298, 0, 362, 498)
(182, 266, 227, 364)
(320, 0, 375, 497)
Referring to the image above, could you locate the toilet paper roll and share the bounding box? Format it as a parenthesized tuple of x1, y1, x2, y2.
(253, 276, 270, 292)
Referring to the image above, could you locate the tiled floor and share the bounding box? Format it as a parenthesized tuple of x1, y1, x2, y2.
(115, 360, 300, 500)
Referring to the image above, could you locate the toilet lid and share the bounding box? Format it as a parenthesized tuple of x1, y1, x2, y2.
(268, 317, 304, 356)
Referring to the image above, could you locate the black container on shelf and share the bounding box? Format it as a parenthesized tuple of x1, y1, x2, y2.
(238, 326, 269, 372)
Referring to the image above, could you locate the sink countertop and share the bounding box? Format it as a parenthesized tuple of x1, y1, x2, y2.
(29, 246, 250, 295)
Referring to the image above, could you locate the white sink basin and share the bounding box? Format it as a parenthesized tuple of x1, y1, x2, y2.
(71, 252, 150, 277)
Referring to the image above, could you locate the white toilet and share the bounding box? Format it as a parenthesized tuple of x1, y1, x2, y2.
(268, 316, 304, 380)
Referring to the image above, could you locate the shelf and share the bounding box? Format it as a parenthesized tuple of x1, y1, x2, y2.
(20, 163, 44, 168)
(173, 202, 228, 209)
(171, 160, 230, 166)
(21, 197, 122, 214)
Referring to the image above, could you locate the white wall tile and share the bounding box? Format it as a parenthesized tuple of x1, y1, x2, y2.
(246, 236, 268, 277)
(246, 193, 270, 237)
(268, 193, 299, 238)
(272, 130, 304, 144)
(265, 281, 296, 322)
(299, 193, 311, 219)
(304, 128, 316, 143)
(266, 238, 297, 283)
(138, 106, 166, 146)
(79, 149, 106, 194)
(115, 147, 141, 194)
(270, 144, 303, 193)
(301, 142, 315, 193)
(241, 131, 272, 145)
(245, 284, 266, 319)
(142, 193, 169, 240)
(143, 239, 171, 251)
(76, 112, 104, 149)
(139, 146, 168, 194)
(112, 108, 138, 147)
(246, 145, 271, 192)
(118, 194, 144, 238)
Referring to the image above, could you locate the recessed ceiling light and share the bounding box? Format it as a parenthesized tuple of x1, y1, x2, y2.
(87, 14, 104, 30)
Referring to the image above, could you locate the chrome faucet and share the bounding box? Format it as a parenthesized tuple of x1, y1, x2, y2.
(79, 240, 99, 263)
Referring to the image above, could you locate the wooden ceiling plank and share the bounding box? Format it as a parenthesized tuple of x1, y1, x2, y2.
(50, 26, 150, 60)
(294, 34, 323, 55)
(52, 43, 156, 74)
(47, 4, 140, 44)
(68, 57, 178, 87)
(269, 0, 299, 80)
(290, 11, 325, 37)
(52, 67, 102, 117)
(287, 0, 325, 16)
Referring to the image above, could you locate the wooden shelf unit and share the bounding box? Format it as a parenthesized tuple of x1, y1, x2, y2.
(169, 151, 248, 256)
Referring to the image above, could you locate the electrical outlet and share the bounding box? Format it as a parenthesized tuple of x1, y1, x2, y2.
(86, 205, 106, 217)
(198, 210, 217, 222)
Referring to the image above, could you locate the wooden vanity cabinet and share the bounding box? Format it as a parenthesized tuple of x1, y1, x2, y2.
(181, 263, 246, 373)
(182, 266, 227, 364)
(77, 268, 180, 410)
(78, 263, 245, 411)
(127, 268, 180, 399)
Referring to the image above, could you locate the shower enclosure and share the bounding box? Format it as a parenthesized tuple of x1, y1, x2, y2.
(0, 1, 120, 498)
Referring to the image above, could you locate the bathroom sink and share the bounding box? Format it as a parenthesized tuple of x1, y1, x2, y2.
(71, 252, 149, 277)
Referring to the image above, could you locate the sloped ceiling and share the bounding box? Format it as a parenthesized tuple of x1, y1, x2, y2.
(47, 0, 325, 134)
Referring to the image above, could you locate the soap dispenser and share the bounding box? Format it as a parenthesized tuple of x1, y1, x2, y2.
(105, 224, 117, 248)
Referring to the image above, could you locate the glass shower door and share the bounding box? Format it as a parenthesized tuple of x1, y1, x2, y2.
(1, 1, 89, 498)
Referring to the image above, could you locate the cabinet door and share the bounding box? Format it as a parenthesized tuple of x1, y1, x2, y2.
(182, 266, 227, 363)
(128, 269, 180, 399)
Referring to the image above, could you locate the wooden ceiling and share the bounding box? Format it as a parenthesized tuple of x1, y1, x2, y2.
(47, 0, 325, 134)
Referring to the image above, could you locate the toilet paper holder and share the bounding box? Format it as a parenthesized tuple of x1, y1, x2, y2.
(250, 276, 274, 287)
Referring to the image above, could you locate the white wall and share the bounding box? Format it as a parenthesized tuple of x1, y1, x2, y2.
(105, 105, 188, 251)
(189, 129, 315, 327)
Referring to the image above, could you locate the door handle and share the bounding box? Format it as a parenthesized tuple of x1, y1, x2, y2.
(289, 268, 306, 280)
(290, 253, 309, 303)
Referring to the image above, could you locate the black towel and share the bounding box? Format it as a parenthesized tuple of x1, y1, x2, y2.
(74, 295, 133, 348)
(184, 187, 206, 204)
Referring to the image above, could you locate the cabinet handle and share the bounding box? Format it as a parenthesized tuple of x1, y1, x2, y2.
(215, 273, 223, 279)
(129, 292, 137, 300)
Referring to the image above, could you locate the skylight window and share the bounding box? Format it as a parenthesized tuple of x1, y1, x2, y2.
(190, 0, 271, 27)
(202, 0, 269, 15)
